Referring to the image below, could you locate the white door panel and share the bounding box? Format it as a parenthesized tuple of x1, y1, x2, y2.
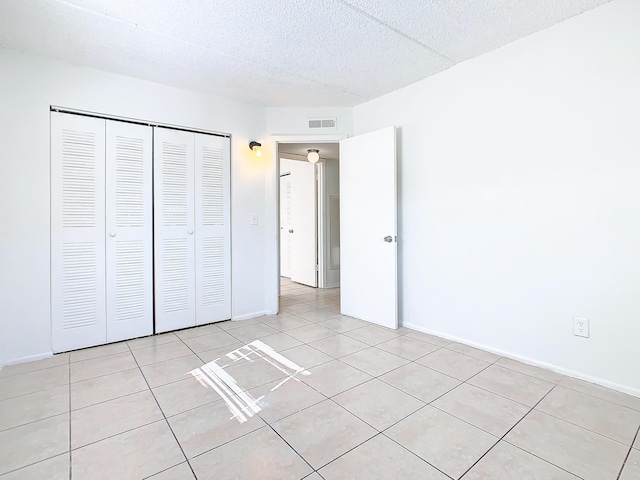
(105, 120, 153, 342)
(279, 173, 292, 278)
(289, 160, 317, 287)
(195, 134, 231, 325)
(51, 112, 107, 352)
(154, 128, 196, 333)
(340, 126, 397, 329)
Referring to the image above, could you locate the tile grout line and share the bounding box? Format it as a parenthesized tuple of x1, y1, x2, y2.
(265, 423, 318, 476)
(531, 400, 638, 448)
(415, 347, 594, 479)
(323, 396, 454, 477)
(127, 340, 198, 480)
(555, 380, 640, 414)
(456, 386, 552, 479)
(268, 336, 460, 478)
(328, 428, 455, 480)
(0, 359, 72, 476)
(379, 431, 456, 480)
(461, 383, 586, 480)
(347, 350, 479, 430)
(308, 338, 482, 408)
(616, 424, 639, 480)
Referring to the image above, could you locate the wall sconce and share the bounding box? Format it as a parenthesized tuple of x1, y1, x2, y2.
(307, 149, 319, 163)
(249, 141, 262, 157)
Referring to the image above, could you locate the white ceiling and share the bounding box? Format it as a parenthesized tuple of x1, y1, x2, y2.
(279, 143, 339, 161)
(0, 0, 610, 107)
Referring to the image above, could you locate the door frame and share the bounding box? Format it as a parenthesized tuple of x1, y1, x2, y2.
(271, 135, 346, 306)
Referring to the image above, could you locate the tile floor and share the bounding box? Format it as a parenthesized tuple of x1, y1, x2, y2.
(1, 277, 639, 479)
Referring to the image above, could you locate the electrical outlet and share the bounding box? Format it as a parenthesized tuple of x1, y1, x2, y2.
(250, 214, 258, 225)
(573, 316, 589, 338)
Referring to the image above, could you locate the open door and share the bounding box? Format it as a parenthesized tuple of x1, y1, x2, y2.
(340, 126, 397, 329)
(282, 159, 318, 288)
(279, 173, 292, 279)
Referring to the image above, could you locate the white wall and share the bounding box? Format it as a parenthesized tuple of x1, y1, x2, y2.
(353, 0, 640, 395)
(0, 49, 269, 365)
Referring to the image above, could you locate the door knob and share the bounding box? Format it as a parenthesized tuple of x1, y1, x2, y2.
(289, 229, 294, 233)
(384, 236, 393, 243)
(187, 230, 194, 235)
(109, 232, 116, 238)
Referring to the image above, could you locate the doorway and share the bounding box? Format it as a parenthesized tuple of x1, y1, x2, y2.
(273, 127, 398, 329)
(277, 142, 340, 307)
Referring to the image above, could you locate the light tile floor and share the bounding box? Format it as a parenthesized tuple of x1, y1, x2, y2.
(1, 277, 639, 479)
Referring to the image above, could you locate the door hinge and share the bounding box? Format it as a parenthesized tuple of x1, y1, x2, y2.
(316, 264, 319, 271)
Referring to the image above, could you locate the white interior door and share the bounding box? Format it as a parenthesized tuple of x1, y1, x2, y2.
(287, 159, 318, 287)
(340, 126, 397, 329)
(51, 112, 107, 352)
(105, 120, 153, 342)
(279, 172, 292, 278)
(194, 133, 231, 325)
(154, 128, 196, 333)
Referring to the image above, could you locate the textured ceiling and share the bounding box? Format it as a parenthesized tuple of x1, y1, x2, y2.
(0, 0, 610, 107)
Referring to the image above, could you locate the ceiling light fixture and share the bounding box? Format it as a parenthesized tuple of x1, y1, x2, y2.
(307, 149, 320, 163)
(249, 141, 262, 157)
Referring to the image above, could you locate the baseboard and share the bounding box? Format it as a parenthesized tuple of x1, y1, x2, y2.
(402, 321, 640, 399)
(5, 351, 54, 367)
(232, 310, 269, 322)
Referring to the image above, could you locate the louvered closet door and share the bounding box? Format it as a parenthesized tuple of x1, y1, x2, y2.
(51, 112, 106, 352)
(154, 128, 196, 333)
(105, 120, 153, 342)
(195, 134, 231, 324)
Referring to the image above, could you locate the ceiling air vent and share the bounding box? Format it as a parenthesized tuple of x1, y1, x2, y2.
(308, 118, 337, 130)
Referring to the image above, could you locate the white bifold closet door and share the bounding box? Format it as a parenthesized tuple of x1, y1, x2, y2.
(154, 128, 230, 333)
(51, 113, 153, 352)
(154, 128, 196, 333)
(194, 133, 231, 325)
(105, 120, 153, 342)
(51, 113, 107, 352)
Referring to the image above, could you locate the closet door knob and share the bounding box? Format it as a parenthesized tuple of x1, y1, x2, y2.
(109, 232, 116, 238)
(187, 230, 194, 235)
